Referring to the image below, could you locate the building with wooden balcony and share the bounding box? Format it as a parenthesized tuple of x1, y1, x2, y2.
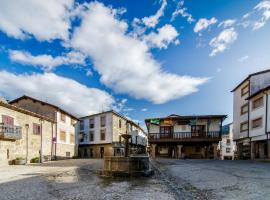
(0, 98, 55, 165)
(145, 114, 226, 159)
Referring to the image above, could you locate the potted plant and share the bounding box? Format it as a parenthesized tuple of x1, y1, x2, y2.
(30, 157, 40, 163)
(14, 157, 26, 165)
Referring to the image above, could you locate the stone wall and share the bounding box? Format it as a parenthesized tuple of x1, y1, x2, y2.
(0, 105, 55, 165)
(78, 144, 113, 158)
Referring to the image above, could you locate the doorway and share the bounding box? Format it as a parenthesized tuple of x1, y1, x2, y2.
(100, 147, 104, 158)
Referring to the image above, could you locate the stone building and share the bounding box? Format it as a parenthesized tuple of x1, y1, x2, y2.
(77, 110, 147, 158)
(232, 69, 270, 159)
(9, 95, 78, 159)
(145, 114, 226, 159)
(218, 123, 236, 160)
(0, 99, 55, 165)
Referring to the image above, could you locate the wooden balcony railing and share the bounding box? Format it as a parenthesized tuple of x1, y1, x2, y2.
(0, 123, 22, 140)
(148, 131, 220, 142)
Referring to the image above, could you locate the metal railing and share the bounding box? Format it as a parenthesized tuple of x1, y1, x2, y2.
(148, 131, 220, 140)
(0, 123, 22, 140)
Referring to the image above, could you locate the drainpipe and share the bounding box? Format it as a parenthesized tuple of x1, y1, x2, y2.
(25, 124, 29, 163)
(54, 111, 57, 160)
(39, 118, 44, 163)
(248, 80, 251, 159)
(51, 122, 54, 160)
(263, 91, 268, 143)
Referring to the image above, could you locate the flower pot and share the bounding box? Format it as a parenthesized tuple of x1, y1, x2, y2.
(14, 159, 26, 165)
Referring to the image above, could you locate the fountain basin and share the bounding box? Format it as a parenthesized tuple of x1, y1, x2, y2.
(98, 155, 154, 177)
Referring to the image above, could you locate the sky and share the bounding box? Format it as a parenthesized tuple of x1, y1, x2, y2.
(0, 0, 270, 128)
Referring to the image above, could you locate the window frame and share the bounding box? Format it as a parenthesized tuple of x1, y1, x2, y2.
(240, 103, 249, 115)
(241, 84, 249, 97)
(90, 131, 94, 141)
(70, 133, 75, 144)
(60, 113, 66, 122)
(252, 96, 264, 110)
(100, 116, 106, 127)
(60, 130, 66, 142)
(33, 123, 41, 135)
(89, 118, 94, 129)
(100, 129, 106, 140)
(252, 117, 263, 129)
(240, 121, 248, 132)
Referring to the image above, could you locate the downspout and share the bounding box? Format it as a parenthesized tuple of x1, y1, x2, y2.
(39, 118, 43, 163)
(248, 80, 251, 159)
(263, 91, 268, 139)
(51, 122, 54, 160)
(55, 111, 58, 160)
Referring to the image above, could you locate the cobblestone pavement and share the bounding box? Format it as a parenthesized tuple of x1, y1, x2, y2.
(0, 159, 175, 200)
(153, 158, 270, 200)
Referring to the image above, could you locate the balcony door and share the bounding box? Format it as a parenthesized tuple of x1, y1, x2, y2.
(191, 125, 205, 137)
(160, 126, 173, 138)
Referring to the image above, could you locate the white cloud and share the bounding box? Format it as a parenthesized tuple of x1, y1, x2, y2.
(209, 28, 238, 56)
(194, 17, 218, 33)
(141, 0, 167, 28)
(216, 68, 222, 73)
(85, 69, 93, 77)
(238, 55, 249, 62)
(9, 50, 85, 71)
(71, 2, 208, 104)
(218, 19, 236, 28)
(253, 0, 270, 30)
(143, 24, 180, 49)
(0, 0, 73, 41)
(141, 108, 148, 112)
(171, 0, 195, 23)
(0, 71, 115, 117)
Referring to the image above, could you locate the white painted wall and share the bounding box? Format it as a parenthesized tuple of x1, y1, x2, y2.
(56, 111, 76, 145)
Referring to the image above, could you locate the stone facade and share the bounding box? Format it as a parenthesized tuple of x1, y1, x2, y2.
(78, 110, 147, 158)
(0, 101, 55, 165)
(9, 95, 77, 159)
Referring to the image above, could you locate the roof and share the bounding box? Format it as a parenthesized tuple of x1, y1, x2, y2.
(0, 101, 55, 123)
(80, 110, 146, 133)
(9, 95, 78, 120)
(231, 69, 270, 92)
(246, 84, 270, 100)
(145, 114, 227, 122)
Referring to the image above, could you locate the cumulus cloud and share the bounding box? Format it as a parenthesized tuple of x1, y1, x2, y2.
(141, 0, 167, 28)
(171, 0, 195, 23)
(0, 0, 73, 41)
(218, 19, 236, 28)
(209, 28, 238, 56)
(194, 17, 218, 33)
(253, 0, 270, 30)
(143, 24, 180, 49)
(0, 71, 115, 117)
(71, 2, 207, 104)
(9, 50, 85, 71)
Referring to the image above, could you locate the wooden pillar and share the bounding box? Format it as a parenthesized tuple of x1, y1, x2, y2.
(151, 144, 156, 158)
(177, 145, 183, 159)
(250, 141, 255, 159)
(213, 143, 218, 159)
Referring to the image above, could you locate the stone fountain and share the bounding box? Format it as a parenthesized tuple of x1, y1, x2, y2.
(98, 133, 153, 177)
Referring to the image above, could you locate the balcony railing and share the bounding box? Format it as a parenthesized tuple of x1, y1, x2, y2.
(0, 123, 22, 140)
(148, 131, 220, 142)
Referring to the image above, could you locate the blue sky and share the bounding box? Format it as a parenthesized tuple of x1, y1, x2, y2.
(0, 0, 270, 127)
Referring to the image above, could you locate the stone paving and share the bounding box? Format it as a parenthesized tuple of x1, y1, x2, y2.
(1, 159, 270, 200)
(0, 159, 175, 200)
(153, 158, 270, 200)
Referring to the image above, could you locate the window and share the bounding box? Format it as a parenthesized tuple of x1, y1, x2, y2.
(252, 96, 263, 110)
(100, 129, 106, 140)
(119, 119, 121, 128)
(66, 152, 70, 157)
(60, 131, 66, 142)
(100, 116, 106, 127)
(61, 113, 66, 122)
(33, 123, 41, 135)
(70, 133, 75, 144)
(226, 148, 231, 153)
(252, 118, 262, 129)
(2, 115, 14, 126)
(90, 131, 94, 141)
(71, 119, 76, 126)
(80, 120, 84, 130)
(226, 139, 231, 145)
(89, 118, 94, 129)
(241, 84, 249, 96)
(241, 103, 249, 115)
(240, 121, 248, 132)
(79, 132, 84, 142)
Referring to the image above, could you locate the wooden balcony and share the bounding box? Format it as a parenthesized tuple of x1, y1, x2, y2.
(148, 131, 221, 143)
(0, 123, 22, 140)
